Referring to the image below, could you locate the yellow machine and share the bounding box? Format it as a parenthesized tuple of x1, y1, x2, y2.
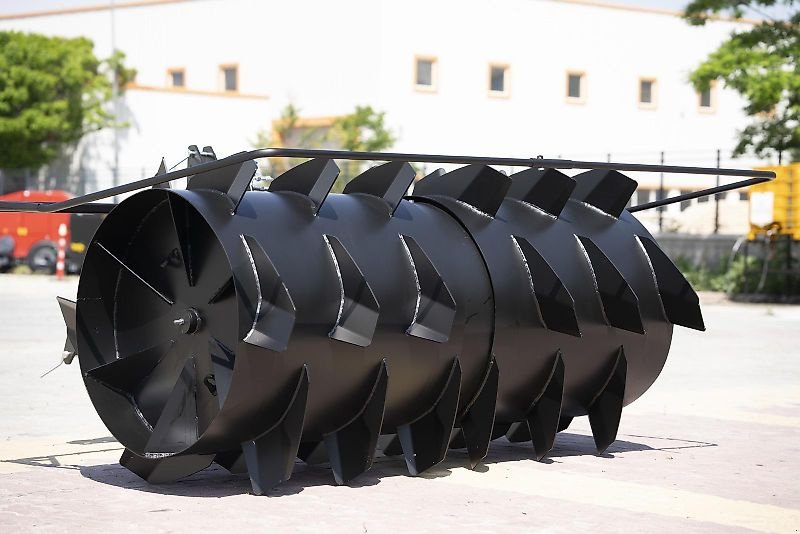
(748, 163, 800, 240)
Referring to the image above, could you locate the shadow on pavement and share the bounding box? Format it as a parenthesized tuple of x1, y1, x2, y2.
(2, 431, 715, 498)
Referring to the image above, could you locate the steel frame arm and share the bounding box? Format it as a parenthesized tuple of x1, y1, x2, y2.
(0, 148, 775, 214)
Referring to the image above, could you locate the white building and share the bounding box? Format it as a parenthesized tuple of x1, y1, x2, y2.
(0, 0, 770, 233)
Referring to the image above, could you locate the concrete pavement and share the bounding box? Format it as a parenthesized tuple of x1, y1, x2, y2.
(0, 274, 798, 533)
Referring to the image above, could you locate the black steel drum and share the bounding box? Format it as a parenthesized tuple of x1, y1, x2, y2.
(57, 151, 706, 494)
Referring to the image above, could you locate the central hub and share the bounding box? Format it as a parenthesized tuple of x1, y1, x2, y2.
(175, 308, 202, 334)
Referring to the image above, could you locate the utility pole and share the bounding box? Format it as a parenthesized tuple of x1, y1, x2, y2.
(658, 151, 664, 233)
(713, 149, 721, 234)
(110, 0, 120, 202)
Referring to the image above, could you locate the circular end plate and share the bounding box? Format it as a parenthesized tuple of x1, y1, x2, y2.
(77, 189, 238, 455)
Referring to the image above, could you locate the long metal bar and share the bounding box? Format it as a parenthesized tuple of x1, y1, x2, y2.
(628, 178, 769, 212)
(14, 203, 118, 214)
(0, 148, 776, 213)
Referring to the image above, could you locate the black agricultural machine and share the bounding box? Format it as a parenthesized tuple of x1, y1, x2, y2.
(0, 148, 774, 494)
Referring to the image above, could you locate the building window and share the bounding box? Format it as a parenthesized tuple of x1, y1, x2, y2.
(168, 68, 185, 88)
(220, 64, 238, 92)
(415, 56, 437, 91)
(566, 72, 585, 102)
(699, 82, 716, 112)
(679, 190, 692, 211)
(639, 78, 657, 108)
(739, 191, 749, 201)
(489, 64, 509, 96)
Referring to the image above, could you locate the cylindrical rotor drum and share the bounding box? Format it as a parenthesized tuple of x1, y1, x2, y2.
(73, 156, 705, 490)
(77, 187, 494, 454)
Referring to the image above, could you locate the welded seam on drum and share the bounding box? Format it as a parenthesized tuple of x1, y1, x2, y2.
(454, 198, 494, 220)
(512, 198, 559, 220)
(510, 236, 536, 300)
(633, 235, 668, 320)
(406, 195, 499, 359)
(87, 372, 154, 431)
(323, 235, 346, 337)
(576, 200, 620, 221)
(398, 235, 422, 327)
(574, 235, 610, 324)
(144, 452, 173, 459)
(134, 404, 154, 432)
(239, 234, 263, 341)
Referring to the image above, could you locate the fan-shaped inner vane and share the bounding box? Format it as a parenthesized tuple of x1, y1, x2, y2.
(77, 190, 237, 455)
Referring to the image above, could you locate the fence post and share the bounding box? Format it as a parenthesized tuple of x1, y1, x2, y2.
(658, 151, 664, 233)
(714, 149, 721, 234)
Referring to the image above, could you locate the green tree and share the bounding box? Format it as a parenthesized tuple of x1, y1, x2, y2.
(0, 31, 135, 170)
(253, 102, 302, 149)
(253, 103, 326, 175)
(684, 1, 799, 162)
(329, 105, 395, 192)
(330, 105, 395, 153)
(254, 104, 396, 190)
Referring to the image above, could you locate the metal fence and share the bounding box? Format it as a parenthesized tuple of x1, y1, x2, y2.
(1, 147, 775, 238)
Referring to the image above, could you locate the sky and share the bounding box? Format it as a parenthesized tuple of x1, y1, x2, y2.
(0, 0, 791, 19)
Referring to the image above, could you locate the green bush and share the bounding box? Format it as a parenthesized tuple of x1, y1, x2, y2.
(675, 243, 800, 296)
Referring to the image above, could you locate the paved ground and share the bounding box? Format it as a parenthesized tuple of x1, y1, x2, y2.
(0, 274, 798, 533)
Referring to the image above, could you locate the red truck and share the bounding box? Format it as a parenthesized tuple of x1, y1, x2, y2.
(0, 190, 102, 273)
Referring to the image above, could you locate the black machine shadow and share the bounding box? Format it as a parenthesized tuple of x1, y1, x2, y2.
(2, 431, 716, 498)
(78, 431, 716, 497)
